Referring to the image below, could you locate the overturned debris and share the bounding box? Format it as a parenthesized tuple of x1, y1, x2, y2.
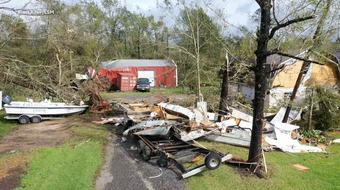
(123, 120, 178, 136)
(270, 107, 302, 123)
(158, 103, 196, 121)
(180, 129, 211, 142)
(134, 126, 172, 136)
(265, 122, 323, 153)
(92, 117, 127, 125)
(97, 99, 330, 180)
(123, 102, 323, 153)
(205, 127, 251, 148)
(101, 101, 326, 179)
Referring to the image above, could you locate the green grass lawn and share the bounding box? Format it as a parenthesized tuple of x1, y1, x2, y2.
(16, 124, 109, 190)
(0, 111, 18, 139)
(17, 141, 103, 190)
(186, 141, 340, 190)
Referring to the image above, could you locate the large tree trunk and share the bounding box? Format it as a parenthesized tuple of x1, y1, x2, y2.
(248, 0, 271, 163)
(137, 38, 141, 59)
(219, 53, 230, 120)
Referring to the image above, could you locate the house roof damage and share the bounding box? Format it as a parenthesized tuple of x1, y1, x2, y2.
(271, 51, 340, 89)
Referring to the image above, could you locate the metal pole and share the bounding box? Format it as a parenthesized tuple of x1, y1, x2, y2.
(196, 10, 202, 102)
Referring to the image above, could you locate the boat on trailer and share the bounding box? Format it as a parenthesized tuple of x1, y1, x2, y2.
(4, 101, 88, 124)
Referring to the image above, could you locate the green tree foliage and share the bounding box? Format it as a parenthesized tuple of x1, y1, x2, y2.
(0, 0, 338, 109)
(0, 0, 171, 101)
(309, 88, 340, 131)
(173, 7, 225, 90)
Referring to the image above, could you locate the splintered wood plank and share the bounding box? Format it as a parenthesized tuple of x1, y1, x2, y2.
(293, 164, 310, 172)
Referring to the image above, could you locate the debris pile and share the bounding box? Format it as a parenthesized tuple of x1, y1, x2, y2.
(94, 101, 325, 178)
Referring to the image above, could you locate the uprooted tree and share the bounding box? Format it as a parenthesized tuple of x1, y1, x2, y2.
(248, 0, 334, 163)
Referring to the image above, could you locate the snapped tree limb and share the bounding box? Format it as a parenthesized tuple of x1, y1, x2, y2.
(267, 50, 323, 65)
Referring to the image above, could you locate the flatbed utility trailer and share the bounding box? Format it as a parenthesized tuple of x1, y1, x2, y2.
(134, 129, 232, 179)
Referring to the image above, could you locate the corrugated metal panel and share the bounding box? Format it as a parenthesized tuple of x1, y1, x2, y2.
(101, 59, 175, 69)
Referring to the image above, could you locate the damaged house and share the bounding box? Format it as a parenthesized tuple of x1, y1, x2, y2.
(238, 50, 340, 107)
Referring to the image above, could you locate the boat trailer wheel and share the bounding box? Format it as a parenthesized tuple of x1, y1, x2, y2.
(18, 115, 30, 124)
(204, 152, 221, 170)
(137, 140, 146, 154)
(157, 154, 169, 168)
(30, 116, 42, 123)
(140, 146, 151, 161)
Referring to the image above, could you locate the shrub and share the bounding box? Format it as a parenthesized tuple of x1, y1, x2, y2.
(310, 87, 340, 131)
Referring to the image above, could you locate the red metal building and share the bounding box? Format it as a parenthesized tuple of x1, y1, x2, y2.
(99, 59, 177, 91)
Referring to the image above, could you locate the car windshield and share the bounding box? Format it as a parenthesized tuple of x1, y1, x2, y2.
(137, 78, 149, 84)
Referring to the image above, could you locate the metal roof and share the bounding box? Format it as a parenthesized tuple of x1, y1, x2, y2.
(101, 59, 176, 69)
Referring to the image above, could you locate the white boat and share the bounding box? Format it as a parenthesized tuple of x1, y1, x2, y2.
(4, 101, 88, 124)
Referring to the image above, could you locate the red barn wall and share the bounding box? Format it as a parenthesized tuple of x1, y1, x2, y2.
(99, 66, 177, 88)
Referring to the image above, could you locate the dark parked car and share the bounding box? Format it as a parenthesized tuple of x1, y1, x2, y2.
(136, 78, 151, 92)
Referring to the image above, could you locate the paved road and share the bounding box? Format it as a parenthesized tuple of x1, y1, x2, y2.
(96, 135, 185, 190)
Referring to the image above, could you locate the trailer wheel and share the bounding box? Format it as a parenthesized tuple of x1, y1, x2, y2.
(137, 140, 146, 154)
(157, 155, 169, 168)
(140, 146, 151, 161)
(30, 116, 42, 123)
(18, 115, 30, 124)
(205, 152, 221, 170)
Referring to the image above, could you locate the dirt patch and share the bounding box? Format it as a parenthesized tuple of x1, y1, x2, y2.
(0, 118, 74, 189)
(0, 119, 74, 154)
(113, 94, 196, 106)
(0, 166, 24, 190)
(0, 116, 93, 189)
(0, 153, 29, 190)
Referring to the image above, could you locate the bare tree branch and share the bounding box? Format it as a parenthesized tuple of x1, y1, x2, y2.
(0, 6, 17, 12)
(272, 0, 279, 25)
(168, 45, 197, 59)
(268, 50, 323, 65)
(0, 0, 11, 5)
(312, 50, 339, 65)
(270, 64, 285, 73)
(269, 15, 315, 39)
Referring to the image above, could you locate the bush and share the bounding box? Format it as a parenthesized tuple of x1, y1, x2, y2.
(309, 87, 340, 131)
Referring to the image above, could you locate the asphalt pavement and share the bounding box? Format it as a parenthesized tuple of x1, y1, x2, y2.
(96, 135, 185, 190)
